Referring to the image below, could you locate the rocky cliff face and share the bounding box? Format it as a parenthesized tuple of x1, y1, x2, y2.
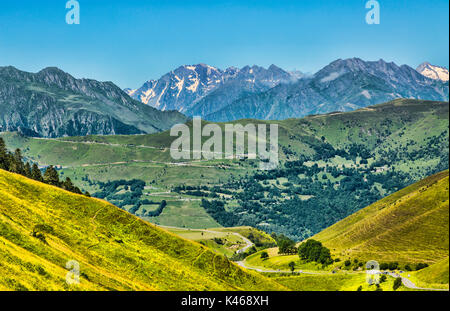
(0, 66, 188, 137)
(206, 58, 449, 121)
(126, 64, 299, 116)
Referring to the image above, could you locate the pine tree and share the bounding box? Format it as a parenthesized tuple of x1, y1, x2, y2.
(43, 166, 60, 186)
(10, 148, 25, 175)
(63, 177, 75, 192)
(24, 162, 32, 178)
(0, 137, 9, 170)
(31, 163, 43, 182)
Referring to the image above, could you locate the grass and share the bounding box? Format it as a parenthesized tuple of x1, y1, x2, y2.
(209, 226, 276, 245)
(165, 226, 276, 258)
(408, 258, 449, 290)
(242, 171, 449, 290)
(144, 199, 220, 228)
(167, 228, 244, 258)
(0, 99, 448, 230)
(0, 169, 286, 291)
(272, 273, 413, 291)
(244, 249, 331, 272)
(312, 170, 449, 265)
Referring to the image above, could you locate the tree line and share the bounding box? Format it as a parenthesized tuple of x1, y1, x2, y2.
(0, 137, 89, 197)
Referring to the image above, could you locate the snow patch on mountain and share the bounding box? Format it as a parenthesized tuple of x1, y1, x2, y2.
(321, 72, 341, 83)
(361, 90, 371, 99)
(187, 78, 200, 92)
(126, 64, 300, 113)
(417, 62, 449, 81)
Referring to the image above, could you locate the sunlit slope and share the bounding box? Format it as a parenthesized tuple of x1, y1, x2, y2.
(0, 169, 286, 291)
(313, 170, 449, 264)
(411, 257, 449, 289)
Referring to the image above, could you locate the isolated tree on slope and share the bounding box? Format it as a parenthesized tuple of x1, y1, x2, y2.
(393, 277, 402, 291)
(260, 252, 269, 260)
(288, 261, 296, 274)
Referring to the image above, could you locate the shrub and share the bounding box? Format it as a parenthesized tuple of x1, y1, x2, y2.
(393, 277, 402, 291)
(260, 252, 269, 260)
(288, 261, 296, 274)
(298, 239, 332, 264)
(31, 232, 47, 244)
(33, 224, 54, 234)
(388, 262, 399, 270)
(416, 263, 429, 271)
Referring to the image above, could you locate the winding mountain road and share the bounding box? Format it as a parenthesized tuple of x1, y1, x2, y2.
(157, 225, 254, 254)
(235, 260, 328, 275)
(237, 260, 449, 291)
(388, 272, 449, 291)
(155, 228, 448, 291)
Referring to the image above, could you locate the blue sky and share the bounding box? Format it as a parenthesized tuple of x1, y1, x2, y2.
(0, 0, 448, 88)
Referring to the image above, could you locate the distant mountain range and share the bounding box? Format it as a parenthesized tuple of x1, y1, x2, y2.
(128, 59, 449, 122)
(1, 59, 448, 139)
(417, 62, 449, 82)
(0, 66, 188, 137)
(125, 63, 300, 116)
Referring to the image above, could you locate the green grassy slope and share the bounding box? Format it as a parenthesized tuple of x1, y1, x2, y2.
(2, 99, 447, 168)
(313, 170, 449, 264)
(166, 226, 276, 258)
(210, 226, 276, 246)
(1, 99, 447, 236)
(409, 257, 449, 289)
(272, 273, 413, 291)
(0, 169, 286, 291)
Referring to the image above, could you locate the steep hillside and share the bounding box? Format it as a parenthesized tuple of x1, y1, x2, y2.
(313, 170, 449, 264)
(0, 169, 286, 291)
(165, 226, 276, 258)
(410, 257, 449, 289)
(0, 66, 188, 137)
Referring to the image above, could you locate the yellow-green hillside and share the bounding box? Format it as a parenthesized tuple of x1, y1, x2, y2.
(272, 272, 414, 292)
(0, 169, 286, 291)
(313, 170, 449, 265)
(409, 257, 449, 289)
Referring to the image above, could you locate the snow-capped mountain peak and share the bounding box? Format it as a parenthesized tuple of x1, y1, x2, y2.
(416, 62, 449, 82)
(125, 64, 298, 113)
